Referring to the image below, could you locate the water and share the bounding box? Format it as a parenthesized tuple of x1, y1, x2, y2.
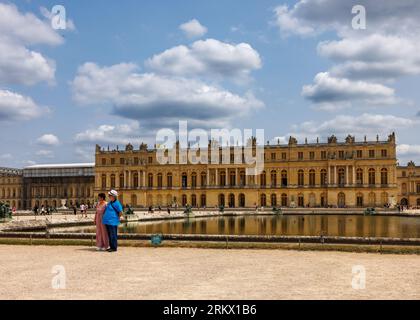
(63, 214, 420, 238)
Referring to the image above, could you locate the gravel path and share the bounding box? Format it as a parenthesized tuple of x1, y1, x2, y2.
(0, 245, 418, 300)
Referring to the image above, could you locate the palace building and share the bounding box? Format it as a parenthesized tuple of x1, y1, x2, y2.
(1, 132, 419, 210)
(93, 133, 401, 209)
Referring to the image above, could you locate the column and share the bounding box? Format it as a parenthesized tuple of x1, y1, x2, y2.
(143, 171, 146, 188)
(236, 168, 238, 186)
(334, 166, 337, 185)
(207, 169, 209, 186)
(346, 166, 349, 185)
(215, 168, 218, 186)
(138, 170, 141, 188)
(352, 166, 356, 185)
(226, 168, 229, 187)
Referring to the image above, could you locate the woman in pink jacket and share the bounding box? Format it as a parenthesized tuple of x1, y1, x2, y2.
(94, 193, 109, 251)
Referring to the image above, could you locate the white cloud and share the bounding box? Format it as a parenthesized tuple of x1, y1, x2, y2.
(0, 3, 62, 86)
(302, 72, 397, 110)
(37, 134, 60, 146)
(397, 144, 420, 156)
(35, 149, 54, 158)
(71, 62, 264, 129)
(273, 5, 315, 37)
(74, 122, 142, 146)
(290, 113, 417, 139)
(146, 38, 261, 81)
(179, 19, 207, 38)
(0, 89, 44, 121)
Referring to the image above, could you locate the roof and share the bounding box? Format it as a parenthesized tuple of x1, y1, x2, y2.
(24, 163, 95, 169)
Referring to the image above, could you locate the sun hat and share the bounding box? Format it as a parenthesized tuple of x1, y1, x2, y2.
(108, 189, 118, 197)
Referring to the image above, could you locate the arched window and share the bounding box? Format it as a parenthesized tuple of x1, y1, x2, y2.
(381, 168, 388, 185)
(356, 168, 363, 185)
(133, 172, 139, 188)
(271, 194, 277, 206)
(298, 170, 304, 186)
(191, 194, 197, 207)
(239, 171, 246, 186)
(281, 170, 288, 187)
(281, 193, 288, 207)
(101, 174, 107, 189)
(230, 171, 236, 186)
(167, 173, 173, 188)
(260, 194, 267, 206)
(271, 170, 277, 187)
(182, 172, 188, 188)
(119, 174, 124, 188)
(355, 193, 363, 207)
(338, 168, 345, 185)
(239, 193, 245, 207)
(368, 168, 376, 185)
(320, 193, 327, 207)
(218, 194, 225, 206)
(320, 169, 327, 186)
(148, 173, 154, 188)
(191, 172, 197, 188)
(182, 194, 187, 206)
(201, 172, 206, 187)
(260, 171, 266, 187)
(381, 192, 388, 206)
(200, 194, 206, 207)
(298, 194, 304, 207)
(368, 192, 376, 207)
(309, 169, 315, 186)
(228, 193, 235, 208)
(220, 171, 226, 186)
(157, 173, 163, 188)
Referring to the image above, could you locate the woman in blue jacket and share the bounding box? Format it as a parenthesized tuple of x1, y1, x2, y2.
(102, 189, 123, 252)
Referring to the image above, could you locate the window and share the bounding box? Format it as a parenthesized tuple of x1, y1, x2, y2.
(368, 168, 376, 185)
(148, 156, 153, 164)
(309, 152, 315, 160)
(101, 174, 106, 189)
(110, 174, 116, 188)
(338, 168, 345, 185)
(357, 150, 363, 158)
(119, 174, 124, 188)
(201, 172, 207, 187)
(229, 171, 236, 186)
(191, 173, 197, 188)
(380, 168, 388, 185)
(260, 171, 266, 186)
(417, 184, 420, 194)
(110, 158, 115, 165)
(381, 149, 387, 157)
(298, 152, 304, 160)
(157, 173, 163, 188)
(282, 152, 287, 160)
(101, 158, 106, 165)
(271, 170, 277, 187)
(120, 158, 125, 165)
(321, 151, 327, 160)
(134, 157, 139, 165)
(309, 169, 315, 186)
(402, 171, 406, 177)
(182, 173, 188, 188)
(339, 151, 345, 159)
(148, 173, 153, 187)
(356, 168, 363, 184)
(298, 170, 304, 186)
(230, 154, 234, 163)
(167, 173, 173, 188)
(271, 153, 276, 160)
(281, 170, 287, 187)
(320, 169, 327, 186)
(369, 150, 375, 158)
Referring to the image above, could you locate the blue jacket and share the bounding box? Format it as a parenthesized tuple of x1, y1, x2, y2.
(102, 200, 123, 226)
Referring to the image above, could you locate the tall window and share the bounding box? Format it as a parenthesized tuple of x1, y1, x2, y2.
(309, 151, 315, 160)
(321, 151, 327, 159)
(260, 171, 266, 187)
(281, 194, 288, 207)
(271, 194, 277, 206)
(320, 169, 327, 186)
(271, 170, 277, 187)
(260, 194, 267, 206)
(148, 173, 154, 187)
(380, 168, 388, 185)
(110, 174, 116, 188)
(239, 171, 246, 186)
(220, 171, 226, 186)
(167, 173, 173, 188)
(182, 173, 188, 188)
(356, 150, 363, 158)
(229, 171, 236, 186)
(119, 174, 124, 188)
(101, 174, 107, 189)
(356, 168, 363, 184)
(309, 169, 315, 186)
(157, 173, 163, 188)
(368, 168, 376, 185)
(298, 170, 304, 186)
(281, 170, 288, 186)
(369, 150, 375, 158)
(191, 173, 197, 188)
(338, 168, 345, 185)
(201, 172, 206, 187)
(133, 173, 139, 188)
(298, 152, 304, 160)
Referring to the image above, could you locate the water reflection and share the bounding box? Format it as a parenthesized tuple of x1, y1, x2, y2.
(70, 215, 420, 238)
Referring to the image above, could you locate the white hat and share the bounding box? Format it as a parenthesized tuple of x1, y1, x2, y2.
(108, 189, 118, 197)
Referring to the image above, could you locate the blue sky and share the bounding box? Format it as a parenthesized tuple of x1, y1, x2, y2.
(1, 0, 420, 167)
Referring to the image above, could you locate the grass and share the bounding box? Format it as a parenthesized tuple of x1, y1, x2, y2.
(0, 237, 419, 254)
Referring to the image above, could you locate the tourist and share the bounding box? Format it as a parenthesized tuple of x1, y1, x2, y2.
(41, 205, 45, 215)
(72, 205, 77, 215)
(94, 193, 109, 251)
(102, 189, 123, 252)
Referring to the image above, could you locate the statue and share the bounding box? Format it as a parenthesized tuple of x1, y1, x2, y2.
(139, 142, 148, 151)
(388, 132, 396, 143)
(328, 135, 337, 144)
(125, 143, 133, 151)
(288, 136, 297, 145)
(345, 135, 355, 144)
(95, 144, 101, 153)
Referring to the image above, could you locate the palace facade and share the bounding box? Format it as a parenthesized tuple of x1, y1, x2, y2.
(2, 133, 419, 209)
(94, 133, 401, 208)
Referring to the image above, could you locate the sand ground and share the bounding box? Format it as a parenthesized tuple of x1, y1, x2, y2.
(0, 245, 418, 300)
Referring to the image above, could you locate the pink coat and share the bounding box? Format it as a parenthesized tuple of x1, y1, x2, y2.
(94, 201, 109, 249)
